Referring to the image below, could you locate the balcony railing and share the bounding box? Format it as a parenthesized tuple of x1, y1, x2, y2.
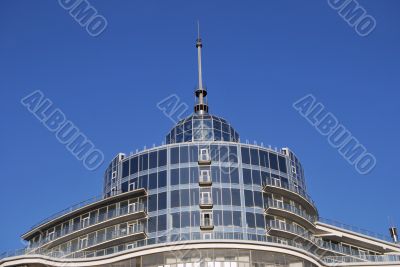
(318, 217, 394, 243)
(262, 178, 317, 211)
(199, 196, 213, 208)
(200, 218, 214, 230)
(268, 220, 321, 246)
(29, 203, 146, 250)
(2, 231, 398, 264)
(322, 255, 400, 265)
(266, 199, 317, 225)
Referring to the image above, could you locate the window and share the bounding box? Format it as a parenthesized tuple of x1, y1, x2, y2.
(158, 214, 167, 231)
(129, 180, 136, 191)
(171, 147, 179, 165)
(255, 213, 265, 229)
(241, 147, 250, 164)
(244, 190, 254, 207)
(171, 190, 180, 208)
(252, 169, 261, 185)
(230, 167, 239, 184)
(79, 236, 88, 249)
(148, 194, 157, 212)
(122, 160, 129, 178)
(221, 188, 231, 205)
(223, 210, 233, 226)
(158, 192, 167, 210)
(171, 169, 179, 186)
(139, 175, 148, 189)
(201, 212, 213, 227)
(250, 149, 259, 166)
(269, 153, 279, 171)
(148, 173, 157, 190)
(172, 213, 180, 229)
(254, 191, 263, 208)
(190, 188, 199, 206)
(180, 168, 189, 184)
(231, 189, 241, 206)
(246, 212, 255, 228)
(221, 167, 230, 183)
(200, 169, 211, 184)
(149, 151, 157, 169)
(212, 188, 221, 205)
(229, 146, 238, 163)
(259, 150, 269, 168)
(200, 189, 212, 205)
(180, 189, 190, 207)
(243, 168, 252, 185)
(233, 211, 242, 227)
(278, 156, 287, 173)
(189, 146, 198, 162)
(199, 148, 211, 162)
(158, 171, 167, 188)
(158, 149, 167, 167)
(139, 154, 148, 171)
(220, 146, 229, 162)
(191, 211, 200, 227)
(181, 211, 190, 228)
(180, 146, 189, 163)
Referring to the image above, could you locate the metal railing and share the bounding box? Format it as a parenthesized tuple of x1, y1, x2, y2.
(29, 203, 145, 250)
(200, 196, 213, 206)
(262, 178, 317, 210)
(322, 255, 400, 265)
(267, 199, 317, 224)
(318, 217, 393, 243)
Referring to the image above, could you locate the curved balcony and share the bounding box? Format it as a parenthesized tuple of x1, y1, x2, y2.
(267, 221, 322, 247)
(29, 203, 146, 250)
(262, 178, 317, 215)
(265, 200, 316, 230)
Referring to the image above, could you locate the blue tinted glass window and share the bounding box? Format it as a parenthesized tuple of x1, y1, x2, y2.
(149, 173, 157, 190)
(148, 216, 157, 233)
(213, 120, 221, 131)
(140, 154, 148, 171)
(221, 167, 230, 183)
(180, 168, 189, 184)
(220, 146, 229, 162)
(210, 145, 219, 161)
(244, 190, 253, 207)
(214, 130, 222, 141)
(122, 160, 129, 178)
(171, 169, 179, 186)
(148, 194, 157, 212)
(176, 133, 183, 143)
(222, 132, 230, 141)
(252, 169, 261, 186)
(184, 121, 192, 131)
(130, 157, 138, 175)
(241, 147, 250, 164)
(190, 167, 198, 184)
(189, 146, 198, 162)
(191, 211, 200, 227)
(250, 149, 259, 166)
(158, 171, 167, 188)
(230, 167, 239, 184)
(171, 147, 179, 165)
(222, 123, 230, 133)
(172, 213, 180, 229)
(231, 189, 241, 206)
(184, 132, 192, 142)
(212, 188, 221, 205)
(181, 212, 190, 228)
(212, 166, 220, 183)
(223, 210, 233, 226)
(121, 181, 128, 193)
(158, 149, 167, 167)
(261, 171, 270, 185)
(254, 191, 263, 208)
(158, 214, 167, 231)
(246, 212, 255, 228)
(139, 175, 148, 189)
(190, 188, 199, 206)
(214, 210, 223, 226)
(269, 153, 279, 170)
(149, 151, 157, 169)
(278, 156, 287, 173)
(158, 192, 167, 210)
(229, 146, 238, 163)
(171, 190, 180, 208)
(222, 188, 231, 205)
(180, 189, 189, 207)
(243, 168, 252, 185)
(256, 213, 265, 229)
(259, 150, 269, 168)
(180, 146, 189, 163)
(233, 211, 241, 227)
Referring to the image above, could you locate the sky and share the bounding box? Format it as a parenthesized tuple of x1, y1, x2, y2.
(0, 0, 399, 252)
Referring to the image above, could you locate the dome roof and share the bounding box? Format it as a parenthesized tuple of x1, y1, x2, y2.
(166, 113, 240, 144)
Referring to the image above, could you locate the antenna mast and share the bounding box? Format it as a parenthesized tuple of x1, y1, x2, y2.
(194, 21, 209, 114)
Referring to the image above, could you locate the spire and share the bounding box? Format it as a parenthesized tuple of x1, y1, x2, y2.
(194, 21, 209, 114)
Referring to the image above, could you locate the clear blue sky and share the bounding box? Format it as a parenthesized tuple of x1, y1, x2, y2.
(0, 0, 399, 252)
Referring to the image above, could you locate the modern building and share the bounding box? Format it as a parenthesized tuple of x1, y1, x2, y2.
(1, 35, 400, 267)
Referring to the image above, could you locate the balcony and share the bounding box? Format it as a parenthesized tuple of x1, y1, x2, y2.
(29, 203, 146, 250)
(262, 178, 317, 215)
(265, 199, 316, 230)
(199, 172, 212, 186)
(267, 221, 321, 246)
(198, 149, 211, 165)
(200, 218, 214, 230)
(199, 195, 213, 209)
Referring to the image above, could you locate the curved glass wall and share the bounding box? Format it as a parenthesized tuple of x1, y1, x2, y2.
(166, 114, 240, 144)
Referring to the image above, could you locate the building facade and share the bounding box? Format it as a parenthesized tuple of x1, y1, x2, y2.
(1, 36, 400, 267)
